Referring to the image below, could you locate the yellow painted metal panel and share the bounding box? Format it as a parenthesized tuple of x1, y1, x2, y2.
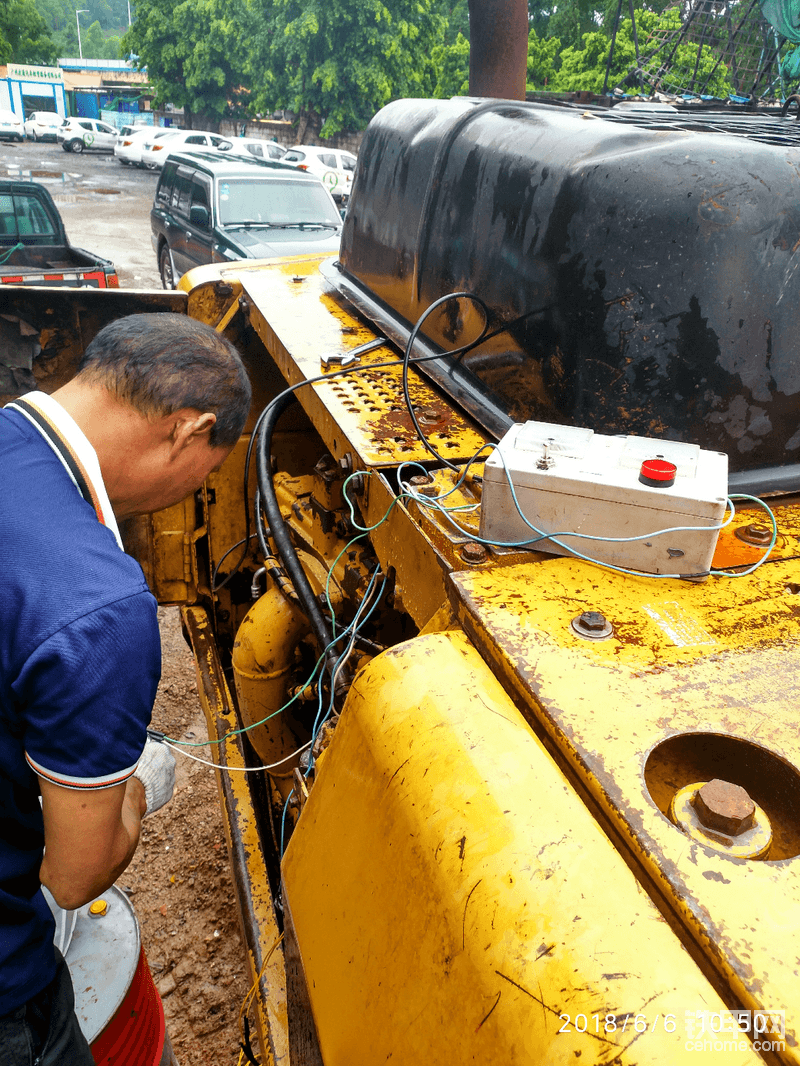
(283, 631, 764, 1065)
(233, 254, 487, 466)
(182, 607, 289, 1065)
(449, 553, 800, 1059)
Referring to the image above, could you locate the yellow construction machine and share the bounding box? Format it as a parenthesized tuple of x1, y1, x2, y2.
(6, 94, 800, 1064)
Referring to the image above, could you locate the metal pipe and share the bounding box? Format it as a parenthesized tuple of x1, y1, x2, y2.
(468, 0, 528, 100)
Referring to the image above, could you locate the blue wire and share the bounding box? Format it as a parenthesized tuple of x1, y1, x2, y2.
(307, 567, 384, 773)
(397, 444, 776, 580)
(280, 788, 294, 856)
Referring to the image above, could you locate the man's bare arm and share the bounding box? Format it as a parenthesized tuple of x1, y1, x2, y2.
(39, 776, 147, 911)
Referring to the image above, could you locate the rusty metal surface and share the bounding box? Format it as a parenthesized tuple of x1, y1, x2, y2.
(226, 254, 487, 467)
(448, 542, 800, 1056)
(0, 288, 186, 404)
(694, 780, 757, 836)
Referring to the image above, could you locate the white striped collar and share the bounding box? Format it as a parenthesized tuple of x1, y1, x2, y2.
(6, 391, 123, 551)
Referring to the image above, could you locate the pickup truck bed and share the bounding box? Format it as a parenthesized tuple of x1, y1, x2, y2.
(0, 181, 118, 288)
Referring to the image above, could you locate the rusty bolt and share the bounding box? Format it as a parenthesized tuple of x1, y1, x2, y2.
(461, 541, 488, 565)
(735, 523, 773, 547)
(348, 473, 365, 496)
(417, 407, 442, 426)
(692, 779, 756, 836)
(410, 474, 439, 497)
(570, 610, 613, 640)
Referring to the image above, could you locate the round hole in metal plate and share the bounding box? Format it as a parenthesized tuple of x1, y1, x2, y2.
(644, 732, 800, 860)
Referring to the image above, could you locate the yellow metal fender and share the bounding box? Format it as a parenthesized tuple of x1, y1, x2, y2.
(282, 631, 761, 1065)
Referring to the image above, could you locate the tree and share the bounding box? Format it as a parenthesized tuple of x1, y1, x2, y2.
(432, 31, 470, 96)
(438, 0, 469, 42)
(250, 0, 446, 139)
(83, 18, 122, 58)
(34, 0, 132, 51)
(527, 26, 560, 89)
(552, 8, 734, 97)
(1, 0, 57, 63)
(122, 0, 253, 128)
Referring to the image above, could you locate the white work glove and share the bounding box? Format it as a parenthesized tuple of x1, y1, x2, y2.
(132, 738, 176, 817)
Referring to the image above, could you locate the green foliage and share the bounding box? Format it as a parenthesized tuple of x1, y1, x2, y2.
(527, 26, 560, 89)
(123, 0, 253, 126)
(550, 8, 734, 97)
(33, 0, 132, 54)
(250, 0, 446, 138)
(528, 0, 669, 54)
(644, 6, 734, 97)
(82, 18, 123, 58)
(438, 0, 469, 42)
(431, 30, 469, 97)
(1, 0, 57, 63)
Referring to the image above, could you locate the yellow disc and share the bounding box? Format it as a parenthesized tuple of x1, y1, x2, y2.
(669, 781, 772, 860)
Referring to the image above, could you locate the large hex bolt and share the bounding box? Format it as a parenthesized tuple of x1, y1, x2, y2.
(735, 523, 773, 547)
(461, 541, 488, 565)
(570, 610, 613, 640)
(692, 779, 756, 836)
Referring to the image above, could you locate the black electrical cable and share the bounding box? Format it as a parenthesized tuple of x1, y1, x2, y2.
(255, 389, 339, 675)
(401, 291, 490, 469)
(211, 533, 259, 593)
(217, 295, 555, 589)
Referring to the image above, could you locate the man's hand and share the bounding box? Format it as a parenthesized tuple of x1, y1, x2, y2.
(39, 775, 147, 911)
(133, 738, 176, 817)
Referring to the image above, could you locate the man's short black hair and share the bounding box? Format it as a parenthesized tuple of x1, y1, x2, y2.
(77, 313, 251, 448)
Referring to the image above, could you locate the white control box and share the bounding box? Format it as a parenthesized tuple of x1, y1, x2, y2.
(479, 422, 728, 575)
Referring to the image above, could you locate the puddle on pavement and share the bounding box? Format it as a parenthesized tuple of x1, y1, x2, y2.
(86, 187, 122, 195)
(29, 170, 62, 178)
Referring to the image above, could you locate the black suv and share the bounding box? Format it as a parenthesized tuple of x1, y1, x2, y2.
(150, 151, 343, 288)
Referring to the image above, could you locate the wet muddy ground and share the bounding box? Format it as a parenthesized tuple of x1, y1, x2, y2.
(1, 139, 161, 288)
(2, 140, 250, 1063)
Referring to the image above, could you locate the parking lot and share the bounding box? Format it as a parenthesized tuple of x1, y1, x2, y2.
(0, 138, 161, 289)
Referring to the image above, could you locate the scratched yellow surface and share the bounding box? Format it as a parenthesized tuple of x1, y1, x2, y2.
(283, 632, 763, 1066)
(217, 253, 487, 466)
(450, 542, 800, 1060)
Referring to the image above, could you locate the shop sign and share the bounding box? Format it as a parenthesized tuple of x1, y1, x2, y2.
(7, 65, 64, 83)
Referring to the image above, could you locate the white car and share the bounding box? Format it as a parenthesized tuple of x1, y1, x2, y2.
(140, 129, 231, 170)
(219, 137, 287, 163)
(114, 127, 153, 166)
(57, 118, 118, 154)
(0, 110, 25, 143)
(282, 145, 357, 203)
(24, 111, 62, 142)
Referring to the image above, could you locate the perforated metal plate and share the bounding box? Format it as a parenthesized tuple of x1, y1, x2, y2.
(235, 256, 487, 467)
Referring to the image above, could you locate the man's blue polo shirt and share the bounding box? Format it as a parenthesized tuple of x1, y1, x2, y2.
(0, 400, 160, 1015)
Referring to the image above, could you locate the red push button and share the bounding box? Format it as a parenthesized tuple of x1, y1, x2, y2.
(639, 458, 676, 487)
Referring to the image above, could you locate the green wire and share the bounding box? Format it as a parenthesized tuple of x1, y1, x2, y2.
(167, 473, 405, 748)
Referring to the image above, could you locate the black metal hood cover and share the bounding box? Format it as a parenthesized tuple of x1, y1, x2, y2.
(337, 97, 800, 479)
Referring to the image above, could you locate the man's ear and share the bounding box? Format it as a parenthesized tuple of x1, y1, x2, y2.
(168, 411, 217, 458)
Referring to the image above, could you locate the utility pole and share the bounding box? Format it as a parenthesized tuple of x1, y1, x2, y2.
(76, 8, 89, 60)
